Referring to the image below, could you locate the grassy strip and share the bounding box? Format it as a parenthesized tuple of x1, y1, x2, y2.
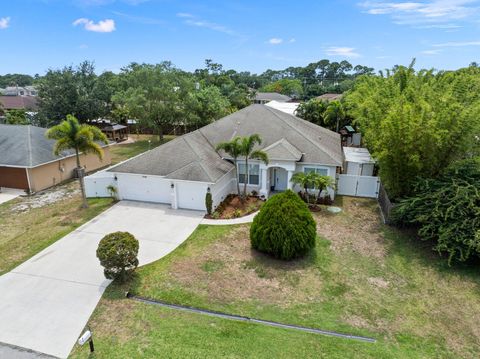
(0, 185, 113, 275)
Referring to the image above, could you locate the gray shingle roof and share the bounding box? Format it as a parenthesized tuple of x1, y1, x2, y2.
(0, 124, 76, 167)
(109, 104, 342, 182)
(255, 92, 292, 102)
(263, 138, 302, 161)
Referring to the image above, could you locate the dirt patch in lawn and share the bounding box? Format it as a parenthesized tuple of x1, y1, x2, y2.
(170, 225, 323, 306)
(314, 197, 387, 259)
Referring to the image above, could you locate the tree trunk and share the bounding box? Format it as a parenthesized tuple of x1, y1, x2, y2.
(158, 126, 164, 142)
(234, 159, 241, 197)
(243, 157, 248, 201)
(75, 148, 88, 209)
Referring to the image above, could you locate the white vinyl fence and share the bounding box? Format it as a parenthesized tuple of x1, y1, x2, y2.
(336, 174, 380, 198)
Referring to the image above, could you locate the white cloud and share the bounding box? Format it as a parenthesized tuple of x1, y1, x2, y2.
(73, 18, 116, 32)
(433, 40, 480, 46)
(325, 46, 361, 58)
(184, 18, 235, 36)
(421, 49, 442, 54)
(0, 17, 10, 29)
(360, 1, 480, 26)
(79, 44, 89, 49)
(268, 38, 283, 45)
(289, 38, 296, 43)
(177, 12, 194, 18)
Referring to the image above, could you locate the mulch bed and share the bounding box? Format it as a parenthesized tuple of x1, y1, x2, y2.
(205, 194, 263, 219)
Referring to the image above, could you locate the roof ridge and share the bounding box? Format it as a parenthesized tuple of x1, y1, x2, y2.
(262, 106, 339, 165)
(279, 138, 302, 158)
(27, 125, 33, 167)
(182, 134, 215, 182)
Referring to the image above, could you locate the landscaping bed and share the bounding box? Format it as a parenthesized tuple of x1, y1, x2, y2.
(72, 196, 480, 358)
(207, 194, 263, 219)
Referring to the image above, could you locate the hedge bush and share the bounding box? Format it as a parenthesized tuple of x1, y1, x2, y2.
(391, 158, 480, 264)
(96, 231, 139, 282)
(250, 190, 316, 260)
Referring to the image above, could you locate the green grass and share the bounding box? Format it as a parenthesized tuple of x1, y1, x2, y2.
(0, 181, 114, 275)
(70, 198, 480, 359)
(109, 135, 175, 165)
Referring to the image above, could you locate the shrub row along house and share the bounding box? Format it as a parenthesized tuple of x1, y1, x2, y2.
(85, 104, 342, 210)
(0, 124, 111, 192)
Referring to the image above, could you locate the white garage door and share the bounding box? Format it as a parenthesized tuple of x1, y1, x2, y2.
(176, 182, 207, 210)
(118, 174, 171, 204)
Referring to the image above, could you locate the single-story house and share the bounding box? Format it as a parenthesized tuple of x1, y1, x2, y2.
(254, 92, 292, 104)
(85, 104, 343, 211)
(316, 93, 343, 102)
(343, 147, 375, 176)
(265, 100, 300, 115)
(0, 95, 39, 112)
(0, 124, 111, 192)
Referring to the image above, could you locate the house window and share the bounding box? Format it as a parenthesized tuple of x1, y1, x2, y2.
(304, 167, 328, 176)
(304, 167, 329, 189)
(238, 164, 260, 185)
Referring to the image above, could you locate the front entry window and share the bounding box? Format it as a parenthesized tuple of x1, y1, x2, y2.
(238, 164, 260, 185)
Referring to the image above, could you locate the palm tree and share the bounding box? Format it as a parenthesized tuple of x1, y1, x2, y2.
(216, 137, 243, 196)
(239, 134, 269, 199)
(46, 115, 108, 208)
(324, 100, 346, 132)
(290, 172, 316, 203)
(312, 175, 336, 203)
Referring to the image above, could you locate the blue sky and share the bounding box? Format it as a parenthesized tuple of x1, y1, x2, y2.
(1, 0, 480, 75)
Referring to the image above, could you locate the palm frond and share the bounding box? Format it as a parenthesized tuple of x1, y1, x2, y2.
(250, 150, 269, 165)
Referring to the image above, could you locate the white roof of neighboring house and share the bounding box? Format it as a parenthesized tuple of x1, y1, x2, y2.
(343, 147, 375, 164)
(265, 100, 299, 115)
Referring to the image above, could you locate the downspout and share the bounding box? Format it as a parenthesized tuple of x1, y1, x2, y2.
(25, 168, 33, 193)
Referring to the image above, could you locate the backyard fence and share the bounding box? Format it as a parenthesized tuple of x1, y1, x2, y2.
(336, 174, 380, 198)
(378, 182, 395, 224)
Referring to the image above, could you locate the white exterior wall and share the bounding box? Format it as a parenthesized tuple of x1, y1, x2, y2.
(210, 169, 236, 209)
(176, 181, 209, 211)
(294, 163, 338, 199)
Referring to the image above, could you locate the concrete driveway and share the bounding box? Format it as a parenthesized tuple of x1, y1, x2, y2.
(0, 188, 25, 205)
(0, 201, 203, 358)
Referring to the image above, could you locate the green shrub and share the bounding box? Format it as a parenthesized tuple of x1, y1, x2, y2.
(250, 190, 316, 260)
(205, 192, 213, 215)
(96, 231, 139, 282)
(391, 158, 480, 263)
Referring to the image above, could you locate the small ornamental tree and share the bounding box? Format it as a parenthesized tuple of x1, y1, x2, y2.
(96, 231, 139, 282)
(250, 190, 316, 260)
(205, 191, 213, 215)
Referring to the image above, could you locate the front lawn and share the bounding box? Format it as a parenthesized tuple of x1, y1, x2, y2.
(0, 181, 114, 275)
(109, 134, 175, 165)
(71, 197, 480, 358)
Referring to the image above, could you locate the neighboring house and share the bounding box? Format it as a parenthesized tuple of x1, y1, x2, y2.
(254, 92, 292, 104)
(265, 100, 299, 115)
(0, 124, 111, 192)
(316, 93, 343, 102)
(0, 86, 38, 97)
(85, 104, 342, 211)
(0, 96, 39, 111)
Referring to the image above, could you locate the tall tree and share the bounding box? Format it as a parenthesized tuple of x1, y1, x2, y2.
(116, 62, 194, 141)
(346, 63, 480, 198)
(46, 115, 108, 208)
(37, 61, 107, 126)
(324, 100, 346, 132)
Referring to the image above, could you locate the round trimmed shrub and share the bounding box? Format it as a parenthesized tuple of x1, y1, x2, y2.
(250, 190, 316, 260)
(96, 231, 139, 282)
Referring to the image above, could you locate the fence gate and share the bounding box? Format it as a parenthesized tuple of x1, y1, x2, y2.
(336, 174, 380, 198)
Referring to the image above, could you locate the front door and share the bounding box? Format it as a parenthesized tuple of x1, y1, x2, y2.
(272, 168, 288, 191)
